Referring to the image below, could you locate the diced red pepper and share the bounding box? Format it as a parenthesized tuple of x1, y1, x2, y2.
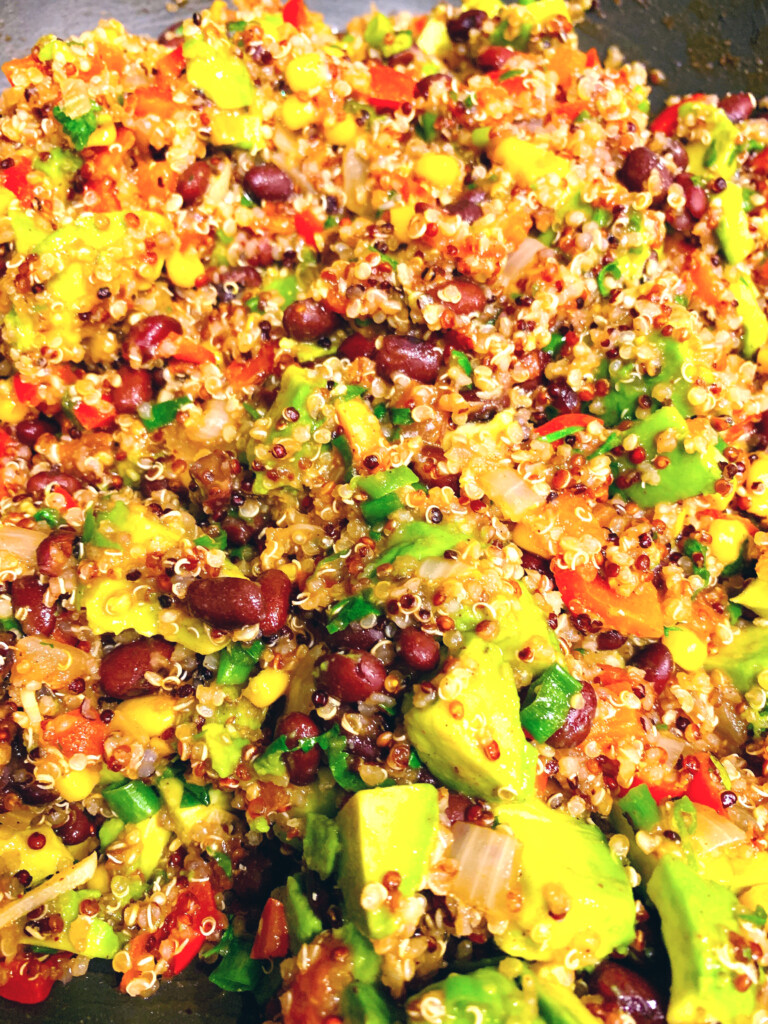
(128, 86, 178, 122)
(156, 46, 185, 82)
(553, 565, 664, 639)
(42, 711, 106, 758)
(251, 898, 290, 960)
(282, 0, 309, 28)
(585, 48, 600, 68)
(226, 347, 275, 388)
(0, 954, 70, 1005)
(2, 57, 39, 88)
(649, 92, 706, 135)
(168, 934, 205, 976)
(294, 210, 323, 250)
(0, 429, 11, 457)
(169, 340, 216, 365)
(533, 413, 597, 436)
(53, 485, 78, 510)
(367, 65, 416, 111)
(74, 401, 115, 430)
(686, 753, 727, 816)
(12, 375, 39, 406)
(1, 158, 33, 205)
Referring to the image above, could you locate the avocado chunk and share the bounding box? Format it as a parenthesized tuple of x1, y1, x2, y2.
(495, 800, 636, 967)
(647, 857, 756, 1024)
(336, 784, 439, 940)
(406, 966, 541, 1024)
(157, 775, 235, 844)
(251, 365, 320, 494)
(22, 890, 122, 959)
(405, 637, 537, 802)
(704, 623, 768, 694)
(285, 874, 323, 953)
(535, 976, 600, 1024)
(304, 812, 341, 880)
(341, 983, 398, 1024)
(732, 273, 768, 358)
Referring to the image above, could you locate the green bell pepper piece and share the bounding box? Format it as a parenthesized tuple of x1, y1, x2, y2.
(53, 104, 100, 150)
(355, 466, 418, 499)
(520, 663, 582, 742)
(103, 779, 161, 824)
(140, 396, 192, 432)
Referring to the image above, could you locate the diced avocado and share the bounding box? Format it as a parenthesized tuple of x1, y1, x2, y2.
(611, 406, 721, 507)
(407, 966, 541, 1024)
(733, 579, 768, 618)
(129, 813, 172, 880)
(647, 857, 756, 1024)
(251, 365, 320, 494)
(284, 874, 323, 954)
(157, 775, 236, 844)
(535, 976, 600, 1024)
(405, 637, 537, 802)
(416, 17, 451, 57)
(495, 800, 636, 967)
(731, 274, 768, 358)
(304, 813, 341, 880)
(182, 37, 256, 109)
(336, 784, 439, 940)
(23, 890, 122, 959)
(341, 983, 398, 1024)
(704, 623, 768, 693)
(201, 722, 251, 779)
(716, 184, 756, 265)
(333, 922, 381, 983)
(679, 102, 739, 182)
(369, 520, 469, 573)
(0, 816, 73, 884)
(98, 817, 125, 849)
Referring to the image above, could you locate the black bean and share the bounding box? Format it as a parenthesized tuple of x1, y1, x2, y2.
(398, 627, 440, 672)
(339, 334, 376, 360)
(376, 335, 442, 384)
(597, 629, 625, 651)
(445, 792, 472, 823)
(593, 963, 665, 1024)
(275, 713, 320, 785)
(618, 147, 671, 199)
(110, 365, 153, 415)
(157, 20, 183, 45)
(177, 161, 211, 206)
(186, 578, 263, 630)
(720, 92, 755, 123)
(16, 416, 54, 447)
(447, 8, 486, 40)
(222, 515, 259, 547)
(674, 173, 708, 220)
(630, 641, 673, 689)
(445, 197, 483, 223)
(53, 806, 93, 846)
(258, 569, 292, 637)
(664, 138, 689, 170)
(548, 681, 596, 748)
(243, 164, 294, 202)
(11, 577, 55, 637)
(283, 299, 340, 342)
(100, 637, 175, 699)
(548, 378, 581, 414)
(321, 652, 387, 702)
(327, 621, 385, 651)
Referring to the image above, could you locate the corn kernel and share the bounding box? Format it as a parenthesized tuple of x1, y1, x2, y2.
(281, 95, 317, 131)
(491, 137, 571, 186)
(709, 517, 750, 565)
(390, 204, 416, 243)
(745, 453, 768, 517)
(166, 249, 205, 289)
(88, 121, 117, 147)
(55, 766, 100, 803)
(0, 379, 29, 424)
(665, 627, 707, 672)
(285, 54, 329, 95)
(324, 115, 357, 146)
(414, 153, 464, 191)
(245, 668, 290, 708)
(110, 693, 176, 740)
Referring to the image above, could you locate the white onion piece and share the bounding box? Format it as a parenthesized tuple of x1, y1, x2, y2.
(478, 466, 543, 521)
(342, 149, 372, 216)
(0, 852, 97, 930)
(498, 237, 552, 288)
(691, 805, 746, 855)
(417, 557, 464, 582)
(448, 821, 521, 921)
(0, 525, 46, 572)
(654, 732, 687, 767)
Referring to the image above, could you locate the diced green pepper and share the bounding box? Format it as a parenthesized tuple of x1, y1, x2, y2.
(53, 104, 100, 150)
(520, 663, 582, 742)
(355, 466, 418, 499)
(140, 396, 192, 432)
(285, 875, 323, 953)
(103, 779, 162, 824)
(209, 932, 263, 992)
(217, 640, 265, 686)
(361, 492, 402, 525)
(327, 594, 379, 634)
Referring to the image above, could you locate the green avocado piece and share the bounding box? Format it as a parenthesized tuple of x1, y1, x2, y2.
(182, 37, 256, 109)
(679, 102, 739, 182)
(405, 637, 537, 801)
(716, 184, 756, 265)
(157, 775, 235, 844)
(251, 365, 320, 494)
(369, 520, 469, 573)
(336, 784, 439, 940)
(341, 983, 398, 1024)
(647, 857, 756, 1024)
(407, 966, 541, 1024)
(332, 922, 381, 983)
(285, 875, 323, 954)
(704, 623, 768, 693)
(22, 890, 122, 959)
(731, 274, 768, 358)
(495, 801, 636, 967)
(611, 406, 721, 507)
(535, 977, 600, 1024)
(304, 813, 341, 880)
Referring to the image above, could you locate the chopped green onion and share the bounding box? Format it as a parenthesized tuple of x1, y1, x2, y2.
(103, 779, 161, 824)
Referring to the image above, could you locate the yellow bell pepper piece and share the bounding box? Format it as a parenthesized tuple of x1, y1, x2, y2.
(245, 668, 291, 708)
(55, 767, 100, 803)
(491, 137, 571, 187)
(666, 627, 707, 672)
(414, 153, 464, 191)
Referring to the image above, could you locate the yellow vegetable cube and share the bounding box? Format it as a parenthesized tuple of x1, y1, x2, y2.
(336, 396, 386, 466)
(745, 453, 768, 517)
(665, 627, 707, 673)
(0, 378, 29, 424)
(709, 518, 750, 565)
(324, 115, 357, 146)
(281, 96, 317, 131)
(285, 54, 329, 95)
(210, 111, 263, 149)
(491, 137, 571, 187)
(110, 694, 176, 741)
(55, 767, 100, 803)
(390, 204, 416, 243)
(245, 668, 291, 708)
(0, 818, 73, 884)
(166, 249, 206, 289)
(88, 121, 117, 148)
(414, 153, 464, 192)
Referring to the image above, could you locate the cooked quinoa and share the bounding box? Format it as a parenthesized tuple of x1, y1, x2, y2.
(0, 1, 767, 1021)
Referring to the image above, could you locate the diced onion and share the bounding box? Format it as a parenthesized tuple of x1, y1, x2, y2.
(498, 237, 552, 288)
(478, 466, 543, 521)
(0, 852, 97, 930)
(342, 149, 372, 216)
(417, 557, 465, 582)
(447, 821, 521, 922)
(0, 525, 46, 573)
(691, 805, 746, 855)
(654, 732, 687, 767)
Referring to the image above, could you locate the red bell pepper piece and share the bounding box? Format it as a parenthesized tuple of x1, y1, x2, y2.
(12, 375, 39, 406)
(686, 753, 727, 815)
(156, 46, 185, 82)
(282, 0, 308, 28)
(534, 413, 597, 436)
(1, 158, 33, 205)
(42, 711, 106, 758)
(73, 401, 115, 430)
(553, 565, 664, 639)
(251, 898, 290, 960)
(650, 92, 706, 135)
(294, 210, 323, 249)
(0, 955, 70, 1005)
(53, 485, 78, 509)
(168, 933, 205, 976)
(367, 65, 416, 111)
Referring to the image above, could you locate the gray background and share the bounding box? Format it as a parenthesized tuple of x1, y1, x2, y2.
(0, 0, 766, 1021)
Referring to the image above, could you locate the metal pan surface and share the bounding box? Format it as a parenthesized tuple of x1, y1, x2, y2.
(0, 0, 766, 1020)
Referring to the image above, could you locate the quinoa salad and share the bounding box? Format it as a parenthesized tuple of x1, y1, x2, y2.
(1, 0, 768, 1021)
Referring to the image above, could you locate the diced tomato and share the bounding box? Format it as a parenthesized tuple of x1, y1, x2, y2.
(688, 249, 728, 308)
(251, 898, 290, 960)
(42, 711, 106, 758)
(548, 46, 587, 88)
(1, 158, 33, 205)
(553, 565, 664, 639)
(226, 348, 275, 389)
(74, 401, 115, 430)
(686, 753, 727, 815)
(53, 485, 78, 510)
(2, 57, 39, 88)
(585, 48, 600, 68)
(156, 46, 185, 82)
(282, 0, 309, 28)
(169, 340, 215, 365)
(294, 210, 323, 250)
(534, 413, 597, 437)
(168, 934, 205, 976)
(128, 86, 178, 122)
(0, 429, 11, 457)
(649, 92, 706, 135)
(12, 375, 39, 406)
(367, 65, 416, 111)
(0, 954, 70, 1005)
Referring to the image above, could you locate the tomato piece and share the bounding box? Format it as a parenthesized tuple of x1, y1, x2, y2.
(367, 65, 416, 111)
(226, 348, 274, 389)
(687, 249, 728, 308)
(585, 48, 600, 68)
(294, 210, 323, 250)
(0, 429, 11, 457)
(282, 0, 308, 28)
(686, 753, 727, 815)
(1, 158, 33, 204)
(2, 57, 38, 88)
(129, 86, 178, 121)
(553, 565, 664, 639)
(12, 375, 40, 406)
(251, 898, 290, 960)
(649, 92, 706, 135)
(42, 711, 106, 758)
(74, 402, 114, 430)
(0, 955, 70, 1005)
(53, 485, 78, 509)
(168, 933, 205, 976)
(169, 340, 215, 365)
(156, 46, 185, 82)
(533, 413, 597, 437)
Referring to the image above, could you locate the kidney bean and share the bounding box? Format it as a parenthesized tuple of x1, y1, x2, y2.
(520, 550, 552, 576)
(593, 963, 665, 1024)
(477, 46, 515, 71)
(630, 641, 673, 689)
(548, 681, 596, 748)
(16, 416, 55, 447)
(376, 335, 442, 384)
(243, 164, 294, 202)
(222, 515, 259, 547)
(186, 578, 263, 630)
(720, 92, 755, 123)
(398, 627, 440, 672)
(275, 713, 321, 785)
(321, 651, 387, 702)
(387, 47, 417, 67)
(445, 197, 483, 224)
(110, 365, 153, 415)
(339, 334, 376, 360)
(618, 147, 671, 199)
(447, 8, 486, 40)
(11, 765, 54, 805)
(190, 450, 237, 520)
(36, 527, 76, 577)
(258, 569, 292, 637)
(445, 792, 472, 824)
(429, 279, 486, 315)
(597, 629, 625, 651)
(140, 474, 188, 501)
(27, 470, 82, 500)
(11, 577, 54, 637)
(414, 73, 451, 99)
(547, 378, 580, 414)
(283, 299, 340, 342)
(158, 20, 183, 45)
(123, 314, 182, 365)
(411, 443, 460, 492)
(664, 137, 689, 170)
(177, 160, 211, 207)
(100, 636, 175, 699)
(53, 805, 93, 846)
(675, 172, 708, 219)
(328, 621, 385, 651)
